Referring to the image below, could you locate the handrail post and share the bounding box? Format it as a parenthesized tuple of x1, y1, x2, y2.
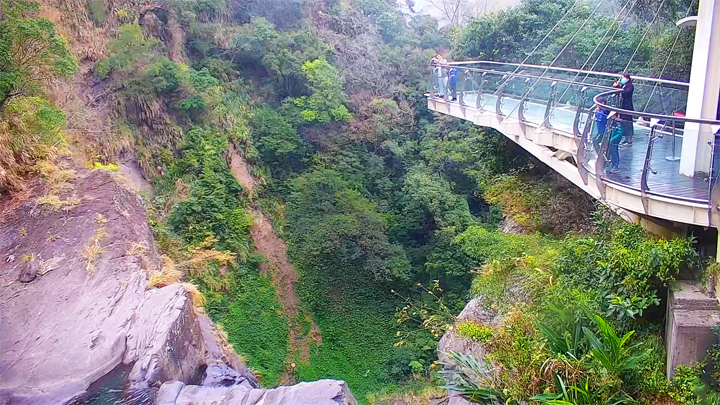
(475, 72, 486, 110)
(573, 86, 587, 138)
(577, 107, 594, 185)
(666, 119, 681, 161)
(640, 124, 659, 214)
(458, 69, 465, 106)
(518, 78, 531, 136)
(708, 133, 719, 227)
(595, 115, 614, 199)
(543, 81, 558, 128)
(429, 65, 437, 100)
(495, 75, 507, 122)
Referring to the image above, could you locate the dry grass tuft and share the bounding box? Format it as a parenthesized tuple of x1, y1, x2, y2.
(185, 245, 236, 276)
(37, 194, 64, 210)
(126, 241, 156, 273)
(82, 227, 106, 274)
(33, 160, 81, 210)
(147, 256, 183, 288)
(367, 386, 447, 404)
(182, 282, 206, 307)
(126, 241, 149, 256)
(33, 160, 76, 193)
(94, 213, 108, 223)
(37, 194, 81, 211)
(39, 255, 64, 276)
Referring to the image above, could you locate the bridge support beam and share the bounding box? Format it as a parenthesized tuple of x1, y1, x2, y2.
(680, 0, 720, 177)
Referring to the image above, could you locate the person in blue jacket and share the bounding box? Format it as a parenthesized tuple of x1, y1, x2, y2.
(448, 67, 458, 101)
(592, 97, 609, 153)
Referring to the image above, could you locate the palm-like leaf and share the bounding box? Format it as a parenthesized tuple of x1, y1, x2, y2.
(532, 375, 634, 404)
(582, 315, 645, 376)
(440, 351, 505, 404)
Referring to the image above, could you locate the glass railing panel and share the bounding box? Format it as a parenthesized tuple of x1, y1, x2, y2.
(456, 69, 470, 106)
(428, 67, 442, 99)
(644, 124, 713, 203)
(497, 75, 527, 119)
(580, 110, 600, 175)
(521, 77, 557, 126)
(474, 72, 505, 111)
(634, 84, 688, 116)
(600, 116, 642, 191)
(548, 82, 586, 134)
(462, 70, 491, 108)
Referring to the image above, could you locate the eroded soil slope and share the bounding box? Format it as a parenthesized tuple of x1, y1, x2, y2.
(228, 146, 321, 381)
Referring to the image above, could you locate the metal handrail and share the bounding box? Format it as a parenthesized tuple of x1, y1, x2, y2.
(427, 65, 720, 224)
(593, 90, 720, 126)
(446, 60, 690, 88)
(433, 63, 617, 91)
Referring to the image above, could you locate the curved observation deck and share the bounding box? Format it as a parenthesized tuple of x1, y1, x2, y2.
(427, 61, 720, 228)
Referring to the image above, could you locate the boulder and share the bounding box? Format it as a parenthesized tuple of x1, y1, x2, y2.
(17, 258, 39, 283)
(437, 297, 499, 405)
(499, 216, 527, 235)
(0, 165, 357, 405)
(155, 379, 358, 405)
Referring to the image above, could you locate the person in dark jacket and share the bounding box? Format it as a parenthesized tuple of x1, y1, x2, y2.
(613, 73, 635, 145)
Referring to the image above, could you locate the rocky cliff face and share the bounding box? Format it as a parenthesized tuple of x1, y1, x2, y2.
(0, 164, 355, 404)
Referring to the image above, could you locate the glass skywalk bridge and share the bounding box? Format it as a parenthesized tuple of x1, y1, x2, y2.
(427, 61, 720, 228)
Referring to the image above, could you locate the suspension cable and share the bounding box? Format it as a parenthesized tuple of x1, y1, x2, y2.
(477, 0, 585, 109)
(553, 0, 635, 106)
(641, 0, 696, 112)
(624, 0, 668, 73)
(504, 0, 609, 118)
(586, 0, 640, 72)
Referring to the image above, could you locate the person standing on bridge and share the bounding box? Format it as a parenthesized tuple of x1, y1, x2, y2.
(613, 73, 635, 146)
(448, 66, 459, 102)
(592, 97, 609, 153)
(607, 114, 624, 174)
(434, 54, 448, 99)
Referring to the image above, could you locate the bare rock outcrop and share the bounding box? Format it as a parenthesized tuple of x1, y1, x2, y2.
(155, 379, 358, 405)
(437, 297, 499, 405)
(0, 168, 255, 404)
(0, 165, 357, 405)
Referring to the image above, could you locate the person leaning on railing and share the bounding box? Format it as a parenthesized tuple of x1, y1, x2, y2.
(613, 73, 635, 146)
(430, 54, 448, 98)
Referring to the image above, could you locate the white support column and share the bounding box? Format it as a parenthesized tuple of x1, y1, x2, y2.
(679, 0, 720, 177)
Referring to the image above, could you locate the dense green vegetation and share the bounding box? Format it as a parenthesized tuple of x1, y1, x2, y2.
(1, 0, 714, 403)
(441, 219, 700, 402)
(0, 0, 77, 192)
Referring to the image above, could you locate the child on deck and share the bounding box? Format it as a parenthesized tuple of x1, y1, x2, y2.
(606, 118, 624, 173)
(448, 67, 458, 101)
(592, 97, 609, 153)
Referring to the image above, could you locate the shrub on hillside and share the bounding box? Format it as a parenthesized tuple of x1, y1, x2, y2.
(0, 97, 66, 192)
